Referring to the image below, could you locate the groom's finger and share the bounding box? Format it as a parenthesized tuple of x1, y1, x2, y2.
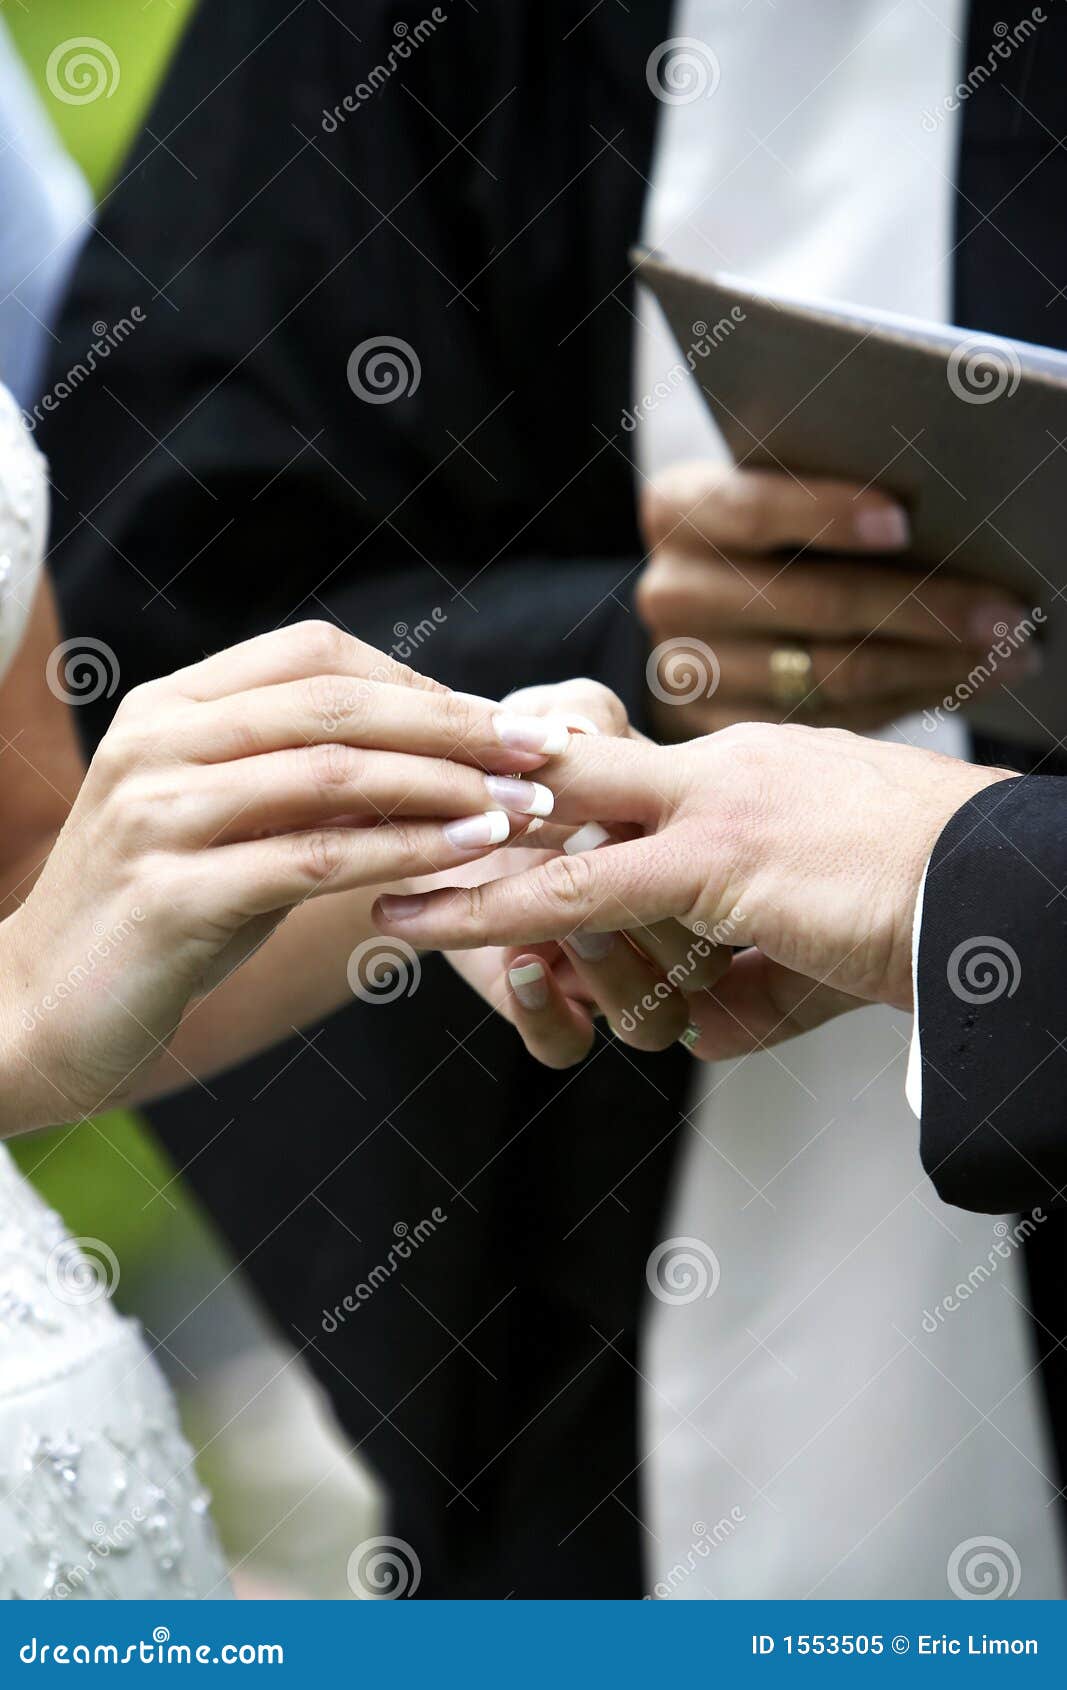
(529, 734, 674, 827)
(373, 834, 704, 949)
(160, 620, 446, 704)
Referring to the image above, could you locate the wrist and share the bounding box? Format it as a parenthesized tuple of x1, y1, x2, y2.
(0, 909, 57, 1137)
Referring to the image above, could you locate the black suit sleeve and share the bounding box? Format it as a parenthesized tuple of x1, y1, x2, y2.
(917, 775, 1067, 1215)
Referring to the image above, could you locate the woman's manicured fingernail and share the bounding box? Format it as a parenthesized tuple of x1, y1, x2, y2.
(853, 504, 909, 550)
(485, 775, 555, 816)
(969, 602, 1028, 643)
(378, 893, 428, 922)
(564, 822, 611, 855)
(568, 930, 616, 962)
(679, 1023, 701, 1052)
(509, 960, 549, 1010)
(443, 810, 510, 850)
(561, 714, 601, 736)
(493, 713, 570, 755)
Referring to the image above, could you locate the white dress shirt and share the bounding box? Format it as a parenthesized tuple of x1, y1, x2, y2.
(637, 0, 1065, 1598)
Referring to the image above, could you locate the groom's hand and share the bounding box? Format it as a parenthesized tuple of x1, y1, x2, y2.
(635, 462, 1031, 741)
(375, 723, 1014, 1052)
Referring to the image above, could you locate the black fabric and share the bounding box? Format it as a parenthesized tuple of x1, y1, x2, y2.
(917, 775, 1067, 1508)
(918, 777, 1067, 1215)
(40, 0, 1067, 1593)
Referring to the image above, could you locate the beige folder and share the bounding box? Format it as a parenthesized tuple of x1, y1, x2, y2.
(636, 250, 1067, 750)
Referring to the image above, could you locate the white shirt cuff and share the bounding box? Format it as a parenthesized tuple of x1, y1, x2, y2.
(904, 855, 933, 1119)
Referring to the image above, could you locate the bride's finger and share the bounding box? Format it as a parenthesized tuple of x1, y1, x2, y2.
(500, 677, 628, 738)
(158, 620, 445, 704)
(503, 952, 596, 1069)
(186, 812, 525, 915)
(162, 745, 556, 844)
(172, 678, 569, 775)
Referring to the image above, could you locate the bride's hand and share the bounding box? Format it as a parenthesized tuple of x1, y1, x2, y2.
(0, 621, 564, 1130)
(440, 679, 731, 1067)
(376, 722, 1014, 1056)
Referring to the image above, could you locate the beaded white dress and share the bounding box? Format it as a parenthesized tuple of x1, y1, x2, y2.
(0, 385, 230, 1599)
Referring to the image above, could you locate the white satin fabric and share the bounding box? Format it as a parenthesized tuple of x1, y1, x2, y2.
(0, 390, 229, 1597)
(637, 0, 1065, 1598)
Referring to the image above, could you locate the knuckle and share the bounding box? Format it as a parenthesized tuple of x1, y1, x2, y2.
(112, 775, 169, 850)
(111, 680, 154, 724)
(291, 828, 345, 885)
(716, 478, 767, 551)
(91, 722, 141, 783)
(634, 561, 667, 625)
(639, 481, 677, 551)
(304, 671, 367, 732)
(292, 618, 349, 673)
(305, 740, 361, 791)
(367, 647, 444, 697)
(437, 687, 478, 745)
(383, 818, 420, 863)
(541, 850, 595, 909)
(565, 678, 628, 735)
(460, 879, 494, 945)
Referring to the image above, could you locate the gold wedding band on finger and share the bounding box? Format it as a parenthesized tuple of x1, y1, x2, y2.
(769, 644, 816, 713)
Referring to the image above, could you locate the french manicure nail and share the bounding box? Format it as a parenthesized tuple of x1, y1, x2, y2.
(378, 893, 428, 922)
(443, 810, 510, 850)
(969, 603, 1027, 643)
(485, 775, 555, 817)
(509, 960, 549, 1010)
(493, 713, 571, 755)
(568, 930, 617, 962)
(564, 822, 611, 855)
(853, 504, 910, 550)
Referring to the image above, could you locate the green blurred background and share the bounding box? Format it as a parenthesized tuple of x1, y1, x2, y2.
(7, 0, 194, 194)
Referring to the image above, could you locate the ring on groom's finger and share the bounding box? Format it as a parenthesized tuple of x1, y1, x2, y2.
(769, 644, 816, 713)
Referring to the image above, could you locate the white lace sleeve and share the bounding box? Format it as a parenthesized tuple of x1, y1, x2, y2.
(0, 383, 47, 686)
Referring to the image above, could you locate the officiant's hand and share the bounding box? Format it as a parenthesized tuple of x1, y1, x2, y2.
(0, 622, 554, 1131)
(635, 462, 1034, 740)
(374, 722, 1014, 1056)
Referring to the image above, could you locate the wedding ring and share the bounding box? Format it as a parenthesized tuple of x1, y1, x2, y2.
(769, 644, 816, 712)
